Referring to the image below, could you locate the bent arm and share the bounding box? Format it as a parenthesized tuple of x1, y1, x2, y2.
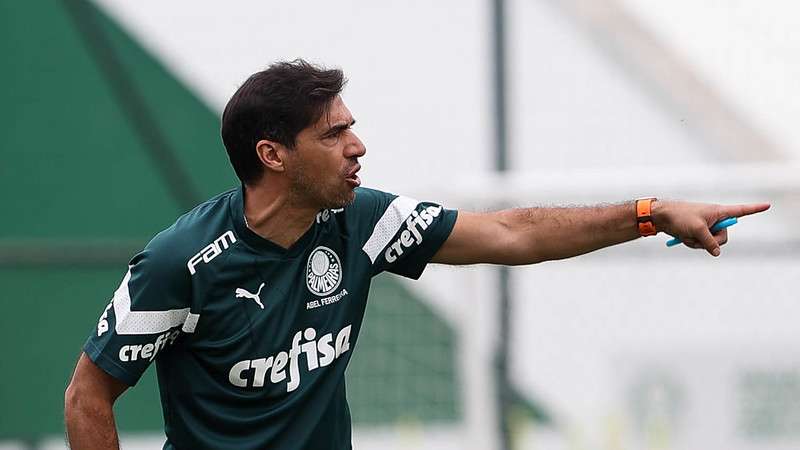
(65, 352, 129, 450)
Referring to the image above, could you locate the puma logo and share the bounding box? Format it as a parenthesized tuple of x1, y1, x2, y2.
(235, 282, 265, 309)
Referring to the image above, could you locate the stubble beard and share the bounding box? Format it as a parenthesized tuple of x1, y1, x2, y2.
(288, 164, 355, 210)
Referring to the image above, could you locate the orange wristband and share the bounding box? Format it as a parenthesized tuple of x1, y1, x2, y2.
(635, 197, 658, 237)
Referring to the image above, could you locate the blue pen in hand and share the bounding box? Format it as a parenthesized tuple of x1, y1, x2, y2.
(666, 217, 738, 247)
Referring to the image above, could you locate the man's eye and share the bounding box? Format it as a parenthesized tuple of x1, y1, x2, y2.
(323, 125, 352, 141)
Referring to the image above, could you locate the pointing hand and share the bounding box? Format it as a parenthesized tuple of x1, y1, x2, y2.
(651, 200, 771, 256)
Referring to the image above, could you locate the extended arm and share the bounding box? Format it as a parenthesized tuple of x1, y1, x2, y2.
(432, 199, 771, 265)
(65, 352, 129, 450)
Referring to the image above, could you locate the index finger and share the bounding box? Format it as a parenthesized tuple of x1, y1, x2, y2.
(721, 203, 771, 218)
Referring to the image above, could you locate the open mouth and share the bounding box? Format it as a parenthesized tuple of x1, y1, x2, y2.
(344, 164, 361, 187)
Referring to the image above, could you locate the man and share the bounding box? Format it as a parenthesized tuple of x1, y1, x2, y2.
(64, 59, 770, 449)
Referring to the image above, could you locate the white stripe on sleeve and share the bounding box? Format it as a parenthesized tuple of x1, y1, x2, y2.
(362, 196, 419, 263)
(112, 267, 198, 335)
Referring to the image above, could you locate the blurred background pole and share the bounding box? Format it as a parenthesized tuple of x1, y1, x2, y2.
(490, 0, 513, 449)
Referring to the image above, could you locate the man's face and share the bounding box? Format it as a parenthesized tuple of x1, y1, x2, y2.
(283, 96, 366, 209)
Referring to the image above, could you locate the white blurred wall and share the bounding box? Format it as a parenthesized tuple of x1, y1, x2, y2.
(620, 0, 800, 158)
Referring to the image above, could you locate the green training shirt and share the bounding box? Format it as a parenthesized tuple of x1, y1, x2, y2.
(83, 185, 458, 450)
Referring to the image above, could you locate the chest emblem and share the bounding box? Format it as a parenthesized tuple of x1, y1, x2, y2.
(235, 282, 265, 309)
(306, 246, 342, 296)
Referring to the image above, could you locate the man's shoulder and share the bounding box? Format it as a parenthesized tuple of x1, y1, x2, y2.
(141, 188, 238, 269)
(172, 187, 237, 233)
(353, 186, 393, 200)
(347, 186, 432, 221)
(347, 186, 397, 215)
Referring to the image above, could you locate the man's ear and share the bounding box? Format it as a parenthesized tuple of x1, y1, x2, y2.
(255, 139, 286, 173)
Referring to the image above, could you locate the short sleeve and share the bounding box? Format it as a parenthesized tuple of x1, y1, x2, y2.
(353, 188, 458, 279)
(83, 237, 195, 386)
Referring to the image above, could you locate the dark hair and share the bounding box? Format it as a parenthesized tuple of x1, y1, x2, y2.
(221, 59, 346, 184)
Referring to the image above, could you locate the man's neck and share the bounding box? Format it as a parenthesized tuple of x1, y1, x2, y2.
(242, 183, 318, 250)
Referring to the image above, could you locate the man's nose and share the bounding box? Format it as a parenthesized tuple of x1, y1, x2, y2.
(345, 133, 366, 158)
